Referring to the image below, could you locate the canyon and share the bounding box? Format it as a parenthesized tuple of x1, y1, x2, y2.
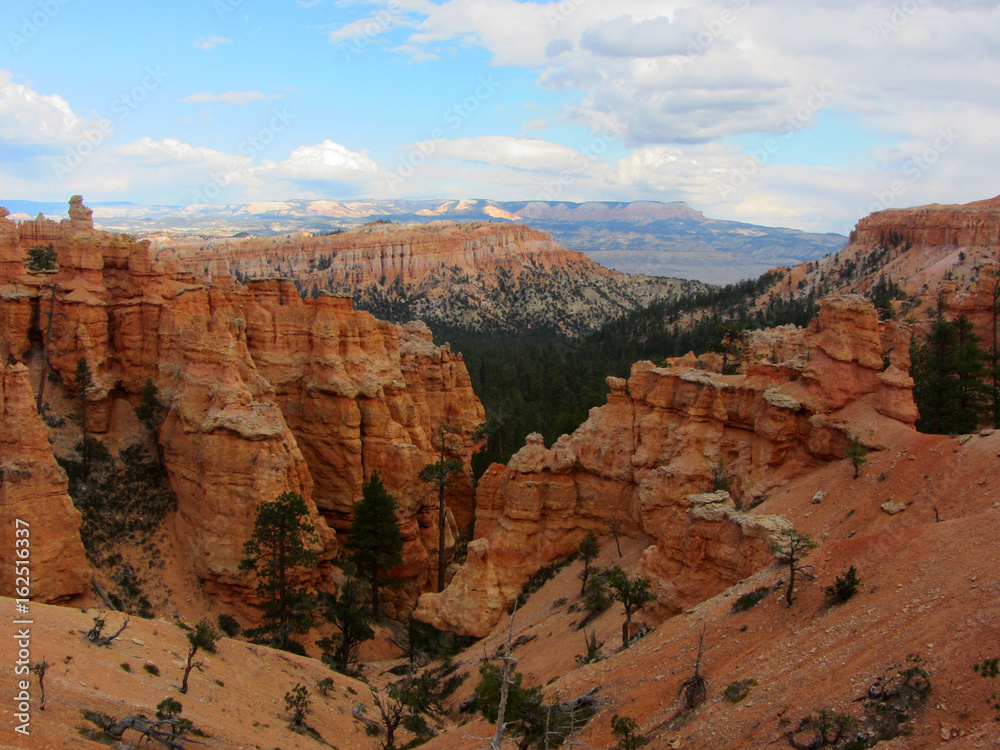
(2, 195, 999, 750)
(415, 294, 918, 636)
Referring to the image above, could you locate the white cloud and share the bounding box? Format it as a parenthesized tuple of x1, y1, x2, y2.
(522, 120, 548, 132)
(180, 90, 268, 105)
(195, 36, 232, 50)
(271, 139, 382, 182)
(0, 70, 91, 144)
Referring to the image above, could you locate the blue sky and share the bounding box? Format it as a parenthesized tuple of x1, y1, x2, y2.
(2, 0, 998, 233)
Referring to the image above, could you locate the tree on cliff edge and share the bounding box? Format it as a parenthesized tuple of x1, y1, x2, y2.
(346, 472, 403, 619)
(419, 426, 464, 593)
(239, 492, 318, 652)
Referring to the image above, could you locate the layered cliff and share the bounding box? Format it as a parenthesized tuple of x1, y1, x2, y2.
(416, 296, 917, 636)
(774, 195, 1000, 345)
(151, 221, 705, 335)
(0, 198, 484, 613)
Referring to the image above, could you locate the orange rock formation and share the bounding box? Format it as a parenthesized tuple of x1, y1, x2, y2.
(0, 363, 91, 603)
(0, 198, 484, 613)
(416, 296, 917, 636)
(773, 196, 1000, 348)
(151, 221, 702, 335)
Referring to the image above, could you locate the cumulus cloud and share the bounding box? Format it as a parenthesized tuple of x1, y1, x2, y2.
(180, 90, 269, 105)
(195, 36, 232, 50)
(271, 139, 381, 181)
(0, 70, 91, 144)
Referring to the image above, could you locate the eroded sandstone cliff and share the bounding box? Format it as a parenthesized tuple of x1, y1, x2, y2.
(0, 363, 91, 603)
(778, 195, 1000, 346)
(150, 221, 705, 335)
(416, 295, 917, 636)
(0, 198, 484, 613)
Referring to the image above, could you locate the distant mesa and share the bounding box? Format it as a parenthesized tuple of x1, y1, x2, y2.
(0, 197, 846, 285)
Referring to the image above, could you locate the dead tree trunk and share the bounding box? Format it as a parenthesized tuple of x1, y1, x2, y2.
(492, 604, 518, 750)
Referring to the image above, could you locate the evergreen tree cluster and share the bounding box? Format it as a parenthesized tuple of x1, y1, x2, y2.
(911, 313, 997, 434)
(440, 274, 820, 474)
(238, 474, 403, 670)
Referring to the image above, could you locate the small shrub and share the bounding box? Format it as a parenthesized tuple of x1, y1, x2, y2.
(510, 553, 578, 610)
(611, 714, 648, 749)
(731, 586, 770, 613)
(974, 659, 1000, 725)
(284, 683, 311, 727)
(143, 663, 160, 676)
(581, 571, 612, 618)
(724, 679, 756, 703)
(576, 629, 603, 665)
(846, 434, 867, 479)
(79, 709, 117, 743)
(119, 662, 131, 673)
(281, 640, 307, 657)
(710, 457, 733, 493)
(317, 677, 334, 696)
(787, 708, 858, 748)
(402, 712, 432, 738)
(156, 697, 195, 735)
(864, 654, 932, 741)
(217, 613, 241, 637)
(824, 566, 861, 604)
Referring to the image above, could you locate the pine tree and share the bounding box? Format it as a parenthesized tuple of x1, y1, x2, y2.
(912, 315, 988, 434)
(346, 472, 403, 620)
(316, 576, 373, 673)
(180, 619, 219, 694)
(418, 427, 464, 593)
(239, 492, 318, 651)
(578, 531, 600, 596)
(608, 568, 655, 649)
(770, 527, 817, 606)
(953, 314, 988, 430)
(75, 358, 95, 477)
